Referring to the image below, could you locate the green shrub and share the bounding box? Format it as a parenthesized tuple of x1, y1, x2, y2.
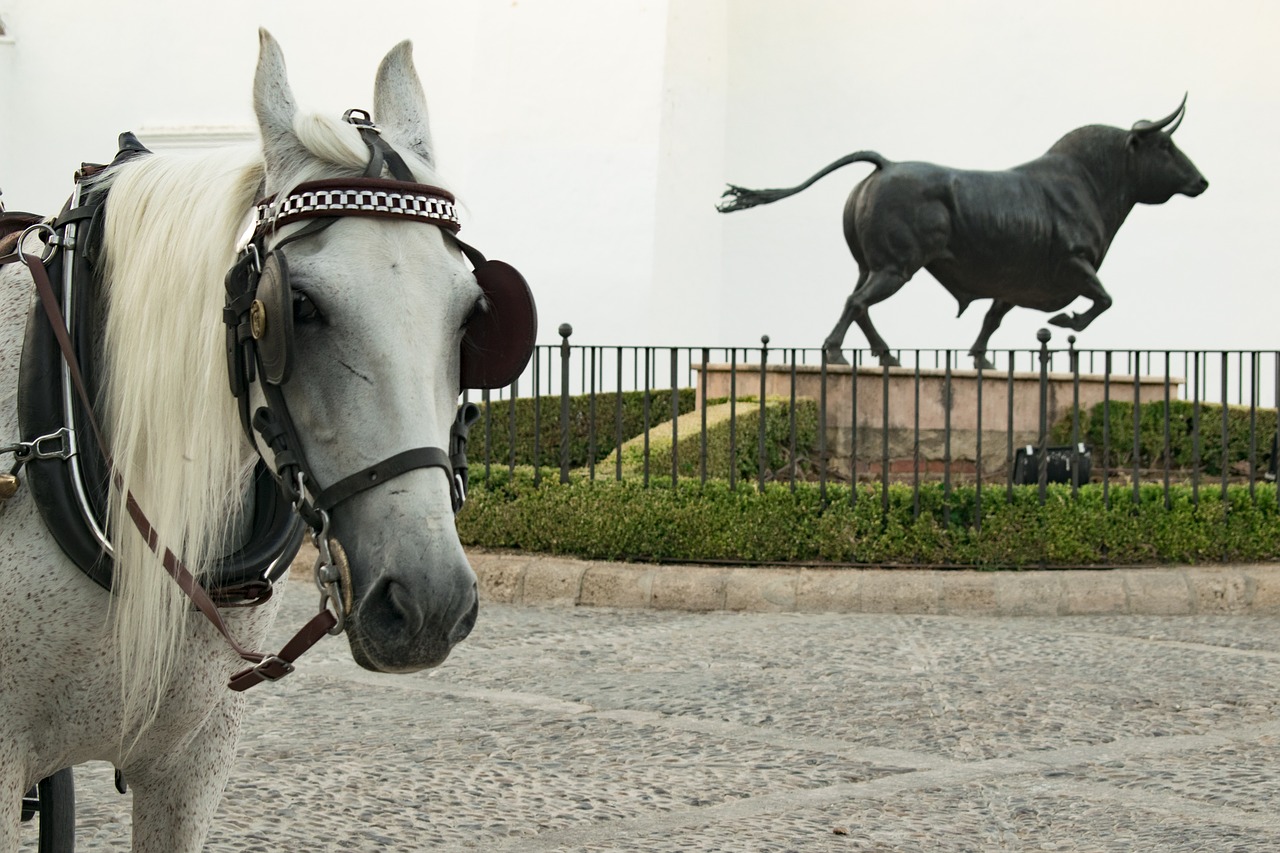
(601, 396, 820, 483)
(469, 388, 696, 471)
(458, 471, 1280, 567)
(1050, 400, 1278, 475)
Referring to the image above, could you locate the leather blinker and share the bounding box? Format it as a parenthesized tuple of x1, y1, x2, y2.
(461, 260, 537, 391)
(255, 251, 294, 386)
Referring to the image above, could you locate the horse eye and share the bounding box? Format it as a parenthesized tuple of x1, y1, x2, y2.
(461, 296, 489, 331)
(292, 292, 324, 324)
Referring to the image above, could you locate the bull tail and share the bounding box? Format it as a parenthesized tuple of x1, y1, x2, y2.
(717, 150, 890, 212)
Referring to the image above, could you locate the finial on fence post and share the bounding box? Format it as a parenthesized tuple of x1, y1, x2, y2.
(758, 335, 770, 492)
(558, 323, 573, 485)
(1036, 328, 1051, 503)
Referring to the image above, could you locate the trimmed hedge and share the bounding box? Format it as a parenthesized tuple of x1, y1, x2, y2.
(603, 396, 820, 483)
(1050, 400, 1278, 475)
(471, 389, 696, 470)
(458, 471, 1280, 567)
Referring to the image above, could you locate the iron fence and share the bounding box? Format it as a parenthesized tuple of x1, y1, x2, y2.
(463, 328, 1280, 526)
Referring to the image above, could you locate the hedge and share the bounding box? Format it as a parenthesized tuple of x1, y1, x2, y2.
(458, 471, 1280, 567)
(470, 389, 696, 470)
(601, 396, 820, 483)
(1050, 399, 1278, 476)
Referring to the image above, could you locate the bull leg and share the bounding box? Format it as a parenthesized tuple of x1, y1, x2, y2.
(821, 270, 868, 365)
(969, 299, 1015, 370)
(823, 269, 907, 367)
(1048, 258, 1112, 332)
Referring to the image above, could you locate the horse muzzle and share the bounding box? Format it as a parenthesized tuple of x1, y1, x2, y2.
(341, 543, 479, 673)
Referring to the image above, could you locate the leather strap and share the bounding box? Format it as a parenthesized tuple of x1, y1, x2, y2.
(22, 247, 334, 690)
(314, 446, 454, 513)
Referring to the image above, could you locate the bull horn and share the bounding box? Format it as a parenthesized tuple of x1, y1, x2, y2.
(1131, 93, 1187, 135)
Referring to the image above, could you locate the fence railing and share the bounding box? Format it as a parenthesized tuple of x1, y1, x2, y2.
(462, 328, 1280, 525)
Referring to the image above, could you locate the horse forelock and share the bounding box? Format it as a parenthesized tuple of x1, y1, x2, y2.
(273, 111, 447, 202)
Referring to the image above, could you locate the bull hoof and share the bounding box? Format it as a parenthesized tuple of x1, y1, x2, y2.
(877, 352, 901, 368)
(972, 354, 996, 371)
(1048, 312, 1087, 331)
(824, 348, 850, 366)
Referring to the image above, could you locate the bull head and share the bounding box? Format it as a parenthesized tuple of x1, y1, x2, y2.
(1125, 93, 1207, 203)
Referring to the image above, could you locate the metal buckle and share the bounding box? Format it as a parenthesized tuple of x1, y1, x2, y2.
(453, 472, 467, 512)
(30, 427, 74, 460)
(10, 427, 76, 464)
(251, 654, 295, 682)
(343, 108, 380, 132)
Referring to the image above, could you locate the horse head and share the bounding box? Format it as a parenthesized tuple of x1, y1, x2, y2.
(249, 32, 481, 672)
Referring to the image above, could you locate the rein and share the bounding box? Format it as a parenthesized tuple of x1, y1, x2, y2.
(14, 246, 332, 687)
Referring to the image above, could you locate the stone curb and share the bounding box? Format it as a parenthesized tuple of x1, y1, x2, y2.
(463, 549, 1280, 616)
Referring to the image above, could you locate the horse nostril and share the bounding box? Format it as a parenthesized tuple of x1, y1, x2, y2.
(384, 580, 425, 636)
(451, 587, 479, 644)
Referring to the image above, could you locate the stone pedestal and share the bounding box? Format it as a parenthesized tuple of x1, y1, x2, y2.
(693, 363, 1181, 476)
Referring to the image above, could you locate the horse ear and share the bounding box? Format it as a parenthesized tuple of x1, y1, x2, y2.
(372, 41, 435, 168)
(253, 29, 309, 187)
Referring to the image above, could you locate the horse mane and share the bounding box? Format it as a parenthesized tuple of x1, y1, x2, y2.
(97, 113, 442, 739)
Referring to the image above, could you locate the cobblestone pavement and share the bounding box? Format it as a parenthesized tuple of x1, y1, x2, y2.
(25, 575, 1280, 851)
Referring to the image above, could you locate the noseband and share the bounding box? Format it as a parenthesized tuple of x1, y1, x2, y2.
(223, 110, 536, 643)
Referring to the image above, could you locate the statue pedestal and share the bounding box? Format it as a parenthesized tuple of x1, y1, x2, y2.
(693, 363, 1180, 477)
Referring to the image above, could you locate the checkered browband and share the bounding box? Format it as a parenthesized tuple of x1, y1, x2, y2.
(253, 177, 461, 237)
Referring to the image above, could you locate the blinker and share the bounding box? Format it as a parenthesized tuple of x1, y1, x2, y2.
(460, 260, 537, 391)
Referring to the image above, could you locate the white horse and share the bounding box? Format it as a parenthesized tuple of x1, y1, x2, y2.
(1, 31, 500, 851)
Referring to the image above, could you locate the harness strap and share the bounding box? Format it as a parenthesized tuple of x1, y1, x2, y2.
(314, 447, 454, 513)
(20, 245, 337, 690)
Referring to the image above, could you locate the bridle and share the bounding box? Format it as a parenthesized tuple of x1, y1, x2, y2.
(216, 109, 535, 686)
(5, 111, 535, 691)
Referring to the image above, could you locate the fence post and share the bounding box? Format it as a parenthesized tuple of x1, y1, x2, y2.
(818, 348, 827, 504)
(533, 349, 542, 486)
(758, 335, 769, 492)
(700, 347, 709, 485)
(558, 323, 572, 484)
(1037, 328, 1051, 505)
(1070, 336, 1081, 499)
(670, 347, 679, 488)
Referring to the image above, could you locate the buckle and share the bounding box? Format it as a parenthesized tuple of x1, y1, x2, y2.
(252, 654, 295, 682)
(30, 428, 74, 460)
(343, 108, 380, 132)
(10, 427, 76, 464)
(453, 472, 467, 513)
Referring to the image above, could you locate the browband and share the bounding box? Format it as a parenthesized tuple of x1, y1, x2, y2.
(252, 178, 460, 239)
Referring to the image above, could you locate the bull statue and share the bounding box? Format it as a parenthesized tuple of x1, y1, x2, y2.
(718, 97, 1208, 368)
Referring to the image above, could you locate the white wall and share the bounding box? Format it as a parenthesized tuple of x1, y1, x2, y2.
(0, 1, 1276, 353)
(718, 0, 1280, 353)
(454, 0, 671, 349)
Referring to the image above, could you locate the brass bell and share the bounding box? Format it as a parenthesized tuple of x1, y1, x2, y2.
(0, 473, 20, 500)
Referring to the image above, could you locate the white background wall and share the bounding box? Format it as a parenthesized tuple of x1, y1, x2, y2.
(1, 1, 1276, 353)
